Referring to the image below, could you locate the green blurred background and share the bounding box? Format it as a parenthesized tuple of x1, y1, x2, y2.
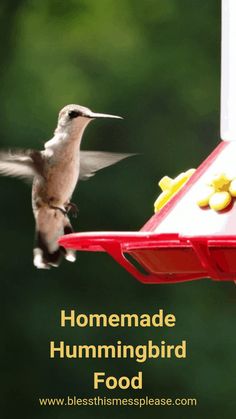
(1, 0, 235, 418)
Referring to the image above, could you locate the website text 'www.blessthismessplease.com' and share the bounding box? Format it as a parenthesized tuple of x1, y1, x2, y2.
(38, 395, 198, 408)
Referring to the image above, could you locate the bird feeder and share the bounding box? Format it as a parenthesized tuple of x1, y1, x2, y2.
(59, 0, 236, 283)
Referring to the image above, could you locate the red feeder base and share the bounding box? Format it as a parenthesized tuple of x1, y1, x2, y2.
(59, 141, 236, 283)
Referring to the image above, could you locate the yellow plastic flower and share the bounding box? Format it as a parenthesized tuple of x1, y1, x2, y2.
(210, 173, 231, 191)
(197, 172, 236, 211)
(154, 169, 195, 212)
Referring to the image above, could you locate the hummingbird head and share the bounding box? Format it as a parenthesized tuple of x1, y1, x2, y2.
(55, 104, 122, 136)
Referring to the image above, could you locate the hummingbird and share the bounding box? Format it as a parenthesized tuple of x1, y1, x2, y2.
(0, 104, 131, 269)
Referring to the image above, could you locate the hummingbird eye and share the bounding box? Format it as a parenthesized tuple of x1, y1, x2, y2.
(68, 110, 81, 119)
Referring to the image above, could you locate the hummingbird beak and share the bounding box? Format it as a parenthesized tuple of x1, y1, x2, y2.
(86, 111, 123, 120)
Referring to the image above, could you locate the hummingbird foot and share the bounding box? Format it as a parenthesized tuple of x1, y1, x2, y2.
(49, 205, 67, 216)
(65, 202, 79, 218)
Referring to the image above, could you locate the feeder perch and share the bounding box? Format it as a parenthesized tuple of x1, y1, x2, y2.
(59, 0, 236, 283)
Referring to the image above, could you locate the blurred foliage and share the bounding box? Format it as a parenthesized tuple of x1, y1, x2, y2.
(1, 1, 235, 418)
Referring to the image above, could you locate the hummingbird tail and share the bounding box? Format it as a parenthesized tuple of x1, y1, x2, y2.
(33, 221, 76, 269)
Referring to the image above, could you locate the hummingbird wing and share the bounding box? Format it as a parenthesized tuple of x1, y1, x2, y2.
(0, 150, 42, 180)
(79, 151, 134, 180)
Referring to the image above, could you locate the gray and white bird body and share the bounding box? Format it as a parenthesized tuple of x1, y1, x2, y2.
(0, 104, 130, 269)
